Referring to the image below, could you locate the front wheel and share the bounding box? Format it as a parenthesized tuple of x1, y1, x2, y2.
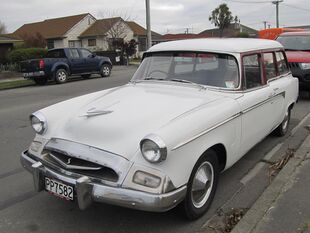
(55, 69, 68, 84)
(273, 108, 291, 137)
(100, 64, 111, 77)
(182, 149, 219, 220)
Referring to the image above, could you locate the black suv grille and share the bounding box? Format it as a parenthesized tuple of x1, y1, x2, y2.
(289, 62, 299, 69)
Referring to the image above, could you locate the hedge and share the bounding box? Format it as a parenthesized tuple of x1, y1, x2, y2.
(7, 48, 48, 63)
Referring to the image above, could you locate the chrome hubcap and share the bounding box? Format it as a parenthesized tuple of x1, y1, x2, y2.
(58, 71, 67, 81)
(282, 110, 289, 131)
(191, 161, 214, 208)
(102, 67, 110, 75)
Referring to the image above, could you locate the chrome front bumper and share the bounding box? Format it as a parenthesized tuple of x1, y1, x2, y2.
(20, 150, 187, 212)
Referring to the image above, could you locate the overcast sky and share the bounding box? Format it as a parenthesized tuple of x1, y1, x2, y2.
(1, 0, 309, 34)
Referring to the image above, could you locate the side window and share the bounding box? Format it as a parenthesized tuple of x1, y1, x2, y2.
(243, 54, 262, 89)
(68, 49, 80, 59)
(275, 51, 289, 75)
(263, 52, 277, 80)
(80, 49, 92, 58)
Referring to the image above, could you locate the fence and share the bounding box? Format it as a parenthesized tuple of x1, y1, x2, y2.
(0, 63, 20, 72)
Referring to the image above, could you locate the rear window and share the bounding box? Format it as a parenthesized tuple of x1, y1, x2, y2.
(263, 52, 277, 80)
(46, 50, 66, 58)
(243, 54, 262, 89)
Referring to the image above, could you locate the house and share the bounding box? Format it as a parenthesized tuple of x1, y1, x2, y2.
(161, 33, 209, 42)
(12, 13, 96, 49)
(125, 21, 162, 53)
(0, 34, 23, 63)
(79, 17, 134, 51)
(10, 13, 162, 55)
(199, 23, 258, 38)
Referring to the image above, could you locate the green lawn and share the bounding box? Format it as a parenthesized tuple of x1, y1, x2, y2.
(0, 79, 34, 90)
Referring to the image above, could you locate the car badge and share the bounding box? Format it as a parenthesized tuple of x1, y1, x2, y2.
(80, 101, 119, 118)
(67, 158, 71, 165)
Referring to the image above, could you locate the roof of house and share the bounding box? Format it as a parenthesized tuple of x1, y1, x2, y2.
(125, 21, 161, 38)
(79, 17, 122, 37)
(148, 38, 283, 54)
(199, 23, 258, 35)
(162, 33, 209, 41)
(0, 34, 23, 44)
(13, 13, 91, 39)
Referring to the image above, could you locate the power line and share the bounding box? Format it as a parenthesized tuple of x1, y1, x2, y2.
(282, 3, 310, 12)
(223, 0, 272, 4)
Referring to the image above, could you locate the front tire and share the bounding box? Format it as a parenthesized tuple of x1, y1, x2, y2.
(100, 64, 111, 77)
(183, 149, 219, 220)
(273, 108, 291, 137)
(55, 69, 68, 84)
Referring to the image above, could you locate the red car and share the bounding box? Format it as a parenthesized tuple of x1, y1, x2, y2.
(276, 31, 310, 95)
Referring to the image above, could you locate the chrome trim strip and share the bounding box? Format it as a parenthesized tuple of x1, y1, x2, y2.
(172, 91, 286, 150)
(172, 113, 241, 150)
(49, 153, 102, 171)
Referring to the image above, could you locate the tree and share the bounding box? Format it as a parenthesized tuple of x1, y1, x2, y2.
(0, 20, 7, 34)
(21, 32, 47, 48)
(209, 4, 238, 37)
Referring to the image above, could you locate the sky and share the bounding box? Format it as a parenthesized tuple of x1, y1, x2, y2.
(0, 0, 310, 34)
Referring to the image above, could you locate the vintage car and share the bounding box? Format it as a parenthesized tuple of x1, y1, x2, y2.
(21, 38, 298, 220)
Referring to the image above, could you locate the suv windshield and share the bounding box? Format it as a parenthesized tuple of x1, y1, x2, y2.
(131, 52, 239, 89)
(277, 35, 310, 51)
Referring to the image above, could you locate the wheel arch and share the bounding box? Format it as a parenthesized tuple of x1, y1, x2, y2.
(52, 63, 70, 77)
(200, 143, 227, 172)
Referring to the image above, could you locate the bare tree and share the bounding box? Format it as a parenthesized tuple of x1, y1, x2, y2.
(0, 20, 7, 34)
(97, 10, 136, 50)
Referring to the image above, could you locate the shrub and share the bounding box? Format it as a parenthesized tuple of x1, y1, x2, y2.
(7, 48, 48, 63)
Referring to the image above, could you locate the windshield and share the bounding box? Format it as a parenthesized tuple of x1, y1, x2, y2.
(277, 36, 310, 51)
(131, 52, 239, 89)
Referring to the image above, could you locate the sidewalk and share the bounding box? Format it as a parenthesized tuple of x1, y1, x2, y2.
(231, 133, 310, 233)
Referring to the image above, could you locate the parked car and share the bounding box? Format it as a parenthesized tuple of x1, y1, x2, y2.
(20, 38, 298, 220)
(20, 48, 112, 85)
(276, 31, 310, 94)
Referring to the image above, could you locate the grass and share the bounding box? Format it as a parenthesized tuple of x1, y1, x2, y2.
(0, 79, 34, 90)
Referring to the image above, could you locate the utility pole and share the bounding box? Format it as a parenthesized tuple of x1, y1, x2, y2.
(272, 0, 283, 28)
(263, 21, 267, 29)
(145, 0, 152, 49)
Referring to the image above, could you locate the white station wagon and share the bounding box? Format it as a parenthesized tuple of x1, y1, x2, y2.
(21, 38, 298, 220)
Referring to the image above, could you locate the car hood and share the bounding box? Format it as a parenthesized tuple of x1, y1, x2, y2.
(286, 51, 310, 63)
(43, 83, 229, 160)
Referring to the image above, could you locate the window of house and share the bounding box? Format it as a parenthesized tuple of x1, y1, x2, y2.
(80, 49, 92, 58)
(263, 52, 277, 80)
(88, 39, 96, 47)
(243, 54, 262, 89)
(68, 49, 80, 59)
(47, 40, 54, 49)
(275, 51, 289, 75)
(69, 41, 75, 48)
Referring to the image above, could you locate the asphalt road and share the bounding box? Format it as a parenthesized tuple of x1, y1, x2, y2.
(0, 66, 309, 233)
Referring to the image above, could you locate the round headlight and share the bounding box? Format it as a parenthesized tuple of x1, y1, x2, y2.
(30, 112, 47, 134)
(140, 135, 167, 163)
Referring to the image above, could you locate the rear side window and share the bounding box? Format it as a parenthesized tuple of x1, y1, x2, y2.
(275, 51, 289, 75)
(263, 52, 277, 80)
(243, 54, 262, 89)
(68, 49, 80, 59)
(46, 50, 66, 58)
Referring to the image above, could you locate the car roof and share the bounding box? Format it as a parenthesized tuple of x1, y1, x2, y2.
(148, 38, 283, 54)
(279, 31, 310, 36)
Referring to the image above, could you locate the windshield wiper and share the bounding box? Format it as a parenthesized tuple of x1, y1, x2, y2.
(169, 79, 206, 90)
(144, 77, 166, 81)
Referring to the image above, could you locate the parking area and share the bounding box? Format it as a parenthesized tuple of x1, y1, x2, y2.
(0, 66, 309, 233)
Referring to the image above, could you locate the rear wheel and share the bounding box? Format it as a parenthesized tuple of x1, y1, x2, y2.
(100, 64, 111, 77)
(55, 69, 68, 84)
(273, 108, 291, 137)
(34, 77, 47, 85)
(182, 149, 219, 220)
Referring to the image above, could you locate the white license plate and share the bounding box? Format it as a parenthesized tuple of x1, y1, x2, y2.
(45, 177, 74, 200)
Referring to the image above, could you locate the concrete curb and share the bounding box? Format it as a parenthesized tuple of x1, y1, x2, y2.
(231, 133, 310, 233)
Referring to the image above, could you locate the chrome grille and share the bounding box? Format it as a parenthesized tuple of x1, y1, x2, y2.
(289, 62, 299, 69)
(43, 150, 119, 182)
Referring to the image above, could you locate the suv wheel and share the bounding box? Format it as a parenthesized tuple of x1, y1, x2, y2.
(100, 64, 111, 77)
(55, 69, 68, 84)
